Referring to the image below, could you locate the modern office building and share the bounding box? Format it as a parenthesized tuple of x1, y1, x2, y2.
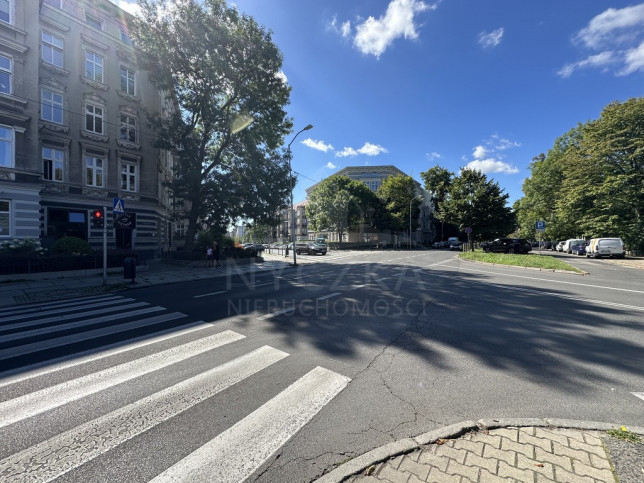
(0, 0, 176, 258)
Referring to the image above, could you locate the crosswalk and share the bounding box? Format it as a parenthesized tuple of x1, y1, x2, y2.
(0, 295, 350, 482)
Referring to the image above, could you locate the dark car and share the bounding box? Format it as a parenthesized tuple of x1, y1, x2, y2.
(571, 242, 587, 256)
(295, 242, 327, 255)
(480, 238, 532, 254)
(448, 241, 463, 251)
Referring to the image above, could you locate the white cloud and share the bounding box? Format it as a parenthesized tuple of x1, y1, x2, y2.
(466, 159, 519, 174)
(561, 3, 644, 77)
(472, 145, 487, 159)
(275, 71, 288, 84)
(335, 142, 387, 157)
(352, 0, 432, 58)
(575, 4, 644, 49)
(341, 21, 352, 38)
(115, 0, 141, 16)
(478, 28, 504, 48)
(326, 162, 337, 169)
(357, 142, 388, 156)
(426, 152, 441, 161)
(557, 51, 615, 78)
(336, 147, 359, 158)
(302, 138, 334, 152)
(620, 40, 644, 75)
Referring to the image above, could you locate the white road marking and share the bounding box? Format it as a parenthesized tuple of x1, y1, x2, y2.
(194, 290, 227, 298)
(0, 321, 214, 388)
(257, 307, 295, 320)
(0, 330, 246, 428)
(0, 312, 187, 360)
(0, 346, 288, 482)
(0, 302, 151, 340)
(438, 263, 644, 295)
(150, 366, 350, 483)
(317, 292, 341, 301)
(0, 297, 134, 324)
(0, 294, 122, 317)
(632, 392, 644, 402)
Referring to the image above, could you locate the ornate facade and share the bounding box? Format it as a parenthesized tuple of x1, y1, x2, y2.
(0, 0, 176, 258)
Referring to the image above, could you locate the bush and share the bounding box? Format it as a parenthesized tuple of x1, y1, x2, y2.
(0, 238, 45, 257)
(51, 236, 93, 256)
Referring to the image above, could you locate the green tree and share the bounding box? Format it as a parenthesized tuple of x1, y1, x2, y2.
(560, 98, 644, 252)
(376, 174, 421, 235)
(420, 165, 453, 210)
(515, 127, 582, 241)
(133, 0, 293, 250)
(439, 168, 515, 241)
(307, 176, 380, 241)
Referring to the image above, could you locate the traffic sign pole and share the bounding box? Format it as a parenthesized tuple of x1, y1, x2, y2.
(103, 206, 107, 284)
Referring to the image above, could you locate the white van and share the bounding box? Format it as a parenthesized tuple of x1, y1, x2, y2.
(562, 239, 585, 254)
(586, 238, 625, 258)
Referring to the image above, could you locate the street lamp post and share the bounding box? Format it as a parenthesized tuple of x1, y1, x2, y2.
(286, 124, 313, 266)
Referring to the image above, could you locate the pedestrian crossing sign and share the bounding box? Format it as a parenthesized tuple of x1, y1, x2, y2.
(113, 198, 125, 214)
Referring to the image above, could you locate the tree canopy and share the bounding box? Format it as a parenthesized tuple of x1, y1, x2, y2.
(516, 97, 644, 252)
(437, 168, 515, 241)
(132, 0, 293, 250)
(306, 176, 380, 241)
(375, 174, 421, 234)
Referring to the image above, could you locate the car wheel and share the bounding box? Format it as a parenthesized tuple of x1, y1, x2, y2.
(507, 248, 515, 254)
(296, 250, 300, 255)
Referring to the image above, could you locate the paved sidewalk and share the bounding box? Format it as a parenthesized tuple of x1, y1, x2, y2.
(0, 252, 301, 307)
(318, 420, 644, 483)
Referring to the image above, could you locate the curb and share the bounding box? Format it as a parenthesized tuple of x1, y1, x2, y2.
(457, 256, 588, 276)
(314, 418, 644, 483)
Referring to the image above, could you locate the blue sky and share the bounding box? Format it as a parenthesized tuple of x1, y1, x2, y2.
(122, 1, 644, 206)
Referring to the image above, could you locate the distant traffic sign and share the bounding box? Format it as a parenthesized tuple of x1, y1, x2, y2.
(535, 220, 546, 231)
(464, 227, 472, 234)
(113, 198, 125, 214)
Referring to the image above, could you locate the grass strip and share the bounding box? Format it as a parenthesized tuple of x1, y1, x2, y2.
(458, 251, 584, 273)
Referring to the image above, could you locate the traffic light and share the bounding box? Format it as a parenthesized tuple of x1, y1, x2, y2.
(92, 209, 104, 228)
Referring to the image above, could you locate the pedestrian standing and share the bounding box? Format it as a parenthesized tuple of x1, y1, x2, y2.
(213, 241, 222, 268)
(206, 245, 213, 267)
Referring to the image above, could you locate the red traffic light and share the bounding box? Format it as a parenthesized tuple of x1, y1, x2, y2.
(92, 209, 104, 228)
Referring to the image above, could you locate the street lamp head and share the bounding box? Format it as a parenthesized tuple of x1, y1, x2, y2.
(303, 124, 313, 131)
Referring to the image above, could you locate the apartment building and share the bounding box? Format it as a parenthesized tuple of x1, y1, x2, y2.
(0, 0, 176, 258)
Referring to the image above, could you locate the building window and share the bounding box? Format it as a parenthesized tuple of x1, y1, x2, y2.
(42, 32, 64, 68)
(85, 12, 103, 30)
(0, 54, 11, 94)
(120, 30, 133, 46)
(0, 125, 13, 168)
(120, 67, 135, 95)
(0, 0, 11, 24)
(119, 113, 137, 143)
(86, 156, 104, 187)
(41, 89, 64, 124)
(0, 200, 9, 237)
(85, 51, 103, 83)
(85, 104, 103, 134)
(43, 147, 64, 182)
(120, 161, 137, 192)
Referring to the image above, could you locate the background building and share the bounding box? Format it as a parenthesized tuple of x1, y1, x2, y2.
(304, 165, 434, 245)
(0, 0, 176, 259)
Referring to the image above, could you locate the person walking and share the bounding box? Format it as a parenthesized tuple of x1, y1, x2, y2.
(213, 240, 222, 268)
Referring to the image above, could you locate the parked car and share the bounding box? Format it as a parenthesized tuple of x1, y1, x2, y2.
(555, 241, 565, 252)
(586, 238, 625, 258)
(571, 242, 587, 256)
(562, 238, 586, 254)
(480, 238, 532, 254)
(295, 242, 327, 255)
(449, 241, 463, 251)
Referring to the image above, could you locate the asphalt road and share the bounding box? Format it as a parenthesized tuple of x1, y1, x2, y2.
(0, 249, 642, 482)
